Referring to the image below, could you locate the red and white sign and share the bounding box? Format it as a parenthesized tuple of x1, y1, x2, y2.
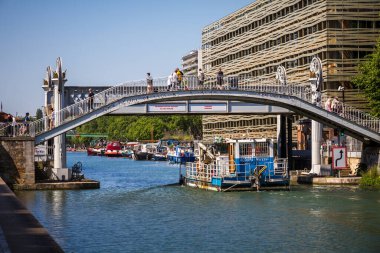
(189, 103, 227, 112)
(332, 147, 347, 170)
(148, 104, 186, 112)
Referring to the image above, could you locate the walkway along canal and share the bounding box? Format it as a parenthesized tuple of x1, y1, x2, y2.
(14, 152, 380, 253)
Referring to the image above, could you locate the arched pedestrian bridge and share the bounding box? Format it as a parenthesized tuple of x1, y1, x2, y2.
(2, 76, 380, 145)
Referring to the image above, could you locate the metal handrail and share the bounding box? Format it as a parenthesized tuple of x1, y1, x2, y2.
(1, 75, 379, 138)
(185, 159, 288, 183)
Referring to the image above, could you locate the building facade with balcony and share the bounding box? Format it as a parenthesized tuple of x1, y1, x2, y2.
(181, 50, 201, 76)
(201, 0, 380, 142)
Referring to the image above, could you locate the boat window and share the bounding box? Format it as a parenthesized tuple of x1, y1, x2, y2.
(239, 143, 253, 157)
(255, 142, 269, 157)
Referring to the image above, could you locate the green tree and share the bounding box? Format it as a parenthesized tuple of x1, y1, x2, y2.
(36, 108, 43, 119)
(72, 115, 203, 144)
(352, 39, 380, 117)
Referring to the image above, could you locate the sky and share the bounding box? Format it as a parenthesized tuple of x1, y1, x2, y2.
(0, 0, 254, 117)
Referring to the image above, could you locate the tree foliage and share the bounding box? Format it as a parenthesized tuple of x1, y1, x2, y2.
(352, 39, 380, 117)
(74, 115, 202, 142)
(36, 108, 43, 119)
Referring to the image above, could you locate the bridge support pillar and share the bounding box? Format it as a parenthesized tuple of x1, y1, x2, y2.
(277, 115, 287, 158)
(52, 58, 69, 180)
(287, 116, 293, 171)
(311, 120, 322, 174)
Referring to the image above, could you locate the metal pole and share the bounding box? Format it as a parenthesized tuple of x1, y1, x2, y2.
(287, 116, 293, 172)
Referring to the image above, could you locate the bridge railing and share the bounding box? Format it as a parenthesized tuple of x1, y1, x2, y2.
(1, 75, 379, 138)
(321, 95, 380, 133)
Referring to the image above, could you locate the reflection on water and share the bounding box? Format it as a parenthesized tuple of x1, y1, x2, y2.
(16, 153, 380, 253)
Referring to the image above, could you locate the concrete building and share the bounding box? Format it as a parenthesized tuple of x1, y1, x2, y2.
(181, 50, 201, 76)
(201, 0, 380, 142)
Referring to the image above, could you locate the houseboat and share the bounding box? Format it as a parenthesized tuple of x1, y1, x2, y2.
(152, 146, 168, 161)
(132, 143, 156, 160)
(184, 138, 289, 191)
(167, 145, 195, 164)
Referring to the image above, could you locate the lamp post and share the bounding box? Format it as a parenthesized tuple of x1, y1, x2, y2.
(337, 85, 346, 146)
(338, 85, 345, 103)
(309, 57, 323, 175)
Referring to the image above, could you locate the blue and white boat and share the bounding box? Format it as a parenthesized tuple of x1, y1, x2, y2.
(185, 138, 289, 191)
(167, 146, 195, 164)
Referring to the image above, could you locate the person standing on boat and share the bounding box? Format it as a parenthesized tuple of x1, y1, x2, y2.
(146, 73, 153, 93)
(88, 88, 94, 111)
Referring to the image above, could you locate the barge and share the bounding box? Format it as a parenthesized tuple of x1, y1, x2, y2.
(184, 138, 289, 191)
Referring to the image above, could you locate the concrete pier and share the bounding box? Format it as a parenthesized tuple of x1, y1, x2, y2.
(0, 178, 64, 253)
(292, 175, 361, 185)
(13, 179, 100, 190)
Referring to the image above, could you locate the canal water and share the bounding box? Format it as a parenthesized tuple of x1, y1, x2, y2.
(16, 152, 380, 253)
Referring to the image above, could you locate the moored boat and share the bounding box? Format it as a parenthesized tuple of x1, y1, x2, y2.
(152, 146, 168, 161)
(167, 146, 195, 164)
(184, 138, 289, 191)
(87, 147, 105, 156)
(132, 143, 156, 160)
(104, 141, 123, 157)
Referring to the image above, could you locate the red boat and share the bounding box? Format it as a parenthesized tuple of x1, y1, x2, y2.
(87, 147, 105, 156)
(104, 141, 122, 157)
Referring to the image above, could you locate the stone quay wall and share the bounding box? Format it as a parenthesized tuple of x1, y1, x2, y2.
(0, 137, 35, 187)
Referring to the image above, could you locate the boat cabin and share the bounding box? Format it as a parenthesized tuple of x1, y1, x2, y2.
(185, 138, 289, 191)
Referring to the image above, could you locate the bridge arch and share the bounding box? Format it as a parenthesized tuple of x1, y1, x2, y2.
(35, 89, 380, 145)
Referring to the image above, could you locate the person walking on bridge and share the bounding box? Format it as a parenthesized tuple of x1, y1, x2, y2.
(6, 114, 11, 136)
(176, 68, 184, 89)
(216, 68, 224, 90)
(170, 70, 178, 90)
(88, 88, 94, 111)
(198, 68, 205, 89)
(146, 73, 153, 93)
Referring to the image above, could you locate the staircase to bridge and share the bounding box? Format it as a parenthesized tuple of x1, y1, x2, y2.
(1, 75, 380, 145)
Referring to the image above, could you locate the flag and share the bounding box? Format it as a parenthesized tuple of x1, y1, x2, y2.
(0, 101, 2, 112)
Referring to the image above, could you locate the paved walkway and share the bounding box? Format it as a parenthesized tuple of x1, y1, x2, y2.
(0, 178, 64, 253)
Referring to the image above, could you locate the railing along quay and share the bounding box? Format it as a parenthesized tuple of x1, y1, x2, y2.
(1, 75, 379, 138)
